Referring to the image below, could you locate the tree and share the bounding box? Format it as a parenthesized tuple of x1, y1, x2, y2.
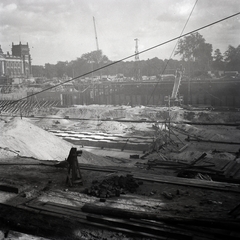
(175, 32, 203, 61)
(80, 50, 111, 77)
(213, 49, 223, 62)
(81, 50, 100, 63)
(81, 50, 109, 65)
(32, 65, 45, 78)
(56, 61, 68, 78)
(212, 49, 224, 72)
(175, 32, 213, 77)
(224, 45, 240, 71)
(44, 63, 57, 79)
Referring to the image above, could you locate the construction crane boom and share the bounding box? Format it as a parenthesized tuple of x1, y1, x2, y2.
(93, 16, 99, 51)
(171, 69, 183, 99)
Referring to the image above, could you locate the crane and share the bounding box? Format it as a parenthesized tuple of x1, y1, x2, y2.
(171, 68, 183, 100)
(92, 16, 102, 80)
(164, 66, 184, 106)
(93, 16, 99, 51)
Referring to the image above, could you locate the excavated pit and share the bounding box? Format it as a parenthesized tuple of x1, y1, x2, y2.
(0, 105, 240, 239)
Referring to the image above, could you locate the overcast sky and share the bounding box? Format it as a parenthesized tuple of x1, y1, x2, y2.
(0, 0, 239, 65)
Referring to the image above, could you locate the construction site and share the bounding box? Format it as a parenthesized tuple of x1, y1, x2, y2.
(1, 63, 240, 239)
(1, 2, 240, 239)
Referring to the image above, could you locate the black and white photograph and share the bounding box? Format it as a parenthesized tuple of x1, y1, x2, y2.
(0, 0, 240, 239)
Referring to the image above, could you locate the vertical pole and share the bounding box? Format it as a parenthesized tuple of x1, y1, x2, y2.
(168, 96, 171, 142)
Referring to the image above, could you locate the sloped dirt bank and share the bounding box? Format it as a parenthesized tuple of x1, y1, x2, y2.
(1, 118, 72, 160)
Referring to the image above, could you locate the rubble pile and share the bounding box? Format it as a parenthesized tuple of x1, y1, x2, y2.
(84, 174, 142, 198)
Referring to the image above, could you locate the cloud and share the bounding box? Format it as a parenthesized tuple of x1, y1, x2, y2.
(4, 3, 17, 12)
(0, 0, 239, 65)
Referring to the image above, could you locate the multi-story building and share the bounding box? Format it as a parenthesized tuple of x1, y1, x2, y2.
(0, 42, 32, 80)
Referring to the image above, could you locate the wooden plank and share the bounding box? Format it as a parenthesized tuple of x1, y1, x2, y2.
(219, 161, 230, 170)
(140, 172, 239, 188)
(3, 195, 36, 208)
(229, 203, 240, 218)
(46, 201, 83, 211)
(216, 160, 231, 170)
(85, 220, 171, 240)
(2, 201, 171, 240)
(35, 205, 84, 218)
(179, 168, 220, 175)
(25, 202, 86, 220)
(178, 153, 207, 175)
(79, 165, 129, 173)
(40, 205, 171, 240)
(82, 203, 240, 231)
(225, 162, 240, 178)
(77, 162, 240, 192)
(131, 218, 239, 240)
(44, 205, 85, 219)
(177, 223, 240, 240)
(186, 138, 240, 145)
(233, 168, 240, 179)
(17, 205, 41, 214)
(87, 214, 192, 240)
(134, 173, 240, 193)
(223, 161, 237, 173)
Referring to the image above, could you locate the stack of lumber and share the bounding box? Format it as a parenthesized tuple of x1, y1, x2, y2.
(1, 197, 238, 240)
(137, 154, 240, 183)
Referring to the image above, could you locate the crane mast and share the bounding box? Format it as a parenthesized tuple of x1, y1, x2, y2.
(134, 38, 140, 61)
(134, 38, 141, 81)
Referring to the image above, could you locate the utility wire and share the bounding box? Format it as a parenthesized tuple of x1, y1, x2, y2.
(3, 11, 240, 107)
(147, 0, 199, 105)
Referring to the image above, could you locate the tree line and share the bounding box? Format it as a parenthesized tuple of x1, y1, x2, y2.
(32, 32, 240, 80)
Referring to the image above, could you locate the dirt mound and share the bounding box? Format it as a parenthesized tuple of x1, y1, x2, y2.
(0, 117, 125, 165)
(1, 118, 72, 160)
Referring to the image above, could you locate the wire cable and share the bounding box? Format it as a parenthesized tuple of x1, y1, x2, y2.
(147, 0, 199, 105)
(3, 11, 240, 107)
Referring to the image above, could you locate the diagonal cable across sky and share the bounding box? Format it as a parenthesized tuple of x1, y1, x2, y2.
(2, 11, 240, 107)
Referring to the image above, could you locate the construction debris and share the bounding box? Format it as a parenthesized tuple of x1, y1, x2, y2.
(84, 174, 141, 198)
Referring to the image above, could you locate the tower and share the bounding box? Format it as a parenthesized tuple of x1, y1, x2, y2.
(12, 42, 32, 77)
(134, 38, 140, 62)
(134, 38, 141, 81)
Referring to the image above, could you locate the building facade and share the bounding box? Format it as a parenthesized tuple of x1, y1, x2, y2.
(0, 42, 32, 80)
